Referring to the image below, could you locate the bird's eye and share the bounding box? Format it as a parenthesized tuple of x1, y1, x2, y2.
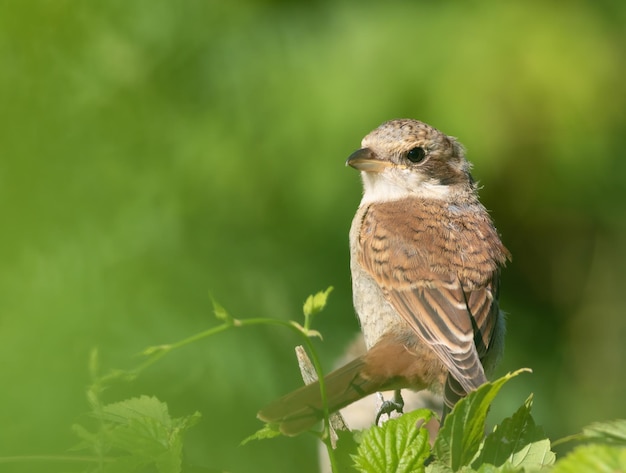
(406, 147, 426, 163)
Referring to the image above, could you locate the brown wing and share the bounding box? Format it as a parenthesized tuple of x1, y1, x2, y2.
(357, 199, 508, 395)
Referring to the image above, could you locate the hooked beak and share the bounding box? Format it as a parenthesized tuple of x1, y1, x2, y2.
(345, 148, 391, 173)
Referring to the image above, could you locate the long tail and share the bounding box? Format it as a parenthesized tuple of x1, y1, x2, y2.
(257, 356, 382, 436)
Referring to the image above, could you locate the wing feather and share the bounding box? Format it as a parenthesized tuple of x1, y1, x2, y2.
(357, 199, 509, 397)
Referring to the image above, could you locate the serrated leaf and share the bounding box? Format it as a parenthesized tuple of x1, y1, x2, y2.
(582, 419, 626, 445)
(101, 395, 172, 427)
(240, 424, 282, 445)
(353, 408, 433, 473)
(473, 394, 555, 470)
(551, 444, 626, 473)
(76, 395, 200, 473)
(434, 369, 531, 471)
(106, 417, 172, 456)
(302, 286, 334, 318)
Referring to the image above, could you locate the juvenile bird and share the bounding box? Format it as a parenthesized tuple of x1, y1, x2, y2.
(258, 119, 510, 435)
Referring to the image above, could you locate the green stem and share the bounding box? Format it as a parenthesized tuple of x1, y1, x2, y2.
(176, 317, 340, 471)
(133, 322, 234, 374)
(93, 315, 340, 471)
(236, 319, 338, 471)
(551, 433, 584, 448)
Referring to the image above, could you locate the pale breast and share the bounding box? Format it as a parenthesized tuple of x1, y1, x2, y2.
(350, 204, 415, 349)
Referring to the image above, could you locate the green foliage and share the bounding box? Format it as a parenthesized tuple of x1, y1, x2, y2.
(433, 370, 532, 470)
(549, 420, 626, 473)
(291, 371, 623, 473)
(0, 289, 336, 471)
(580, 419, 626, 445)
(295, 286, 335, 339)
(473, 395, 554, 470)
(249, 294, 625, 472)
(334, 430, 363, 472)
(241, 424, 282, 446)
(72, 396, 201, 473)
(0, 290, 624, 472)
(551, 444, 626, 473)
(336, 370, 555, 473)
(303, 287, 335, 320)
(303, 286, 334, 330)
(353, 409, 433, 473)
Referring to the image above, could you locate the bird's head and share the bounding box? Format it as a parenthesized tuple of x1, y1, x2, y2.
(347, 119, 475, 203)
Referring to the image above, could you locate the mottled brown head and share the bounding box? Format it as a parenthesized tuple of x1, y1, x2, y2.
(347, 119, 474, 203)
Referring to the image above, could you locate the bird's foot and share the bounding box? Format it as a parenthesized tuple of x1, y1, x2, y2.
(375, 390, 405, 425)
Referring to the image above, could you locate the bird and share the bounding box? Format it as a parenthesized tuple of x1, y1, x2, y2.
(257, 118, 510, 436)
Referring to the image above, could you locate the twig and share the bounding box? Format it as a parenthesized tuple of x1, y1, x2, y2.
(295, 346, 349, 448)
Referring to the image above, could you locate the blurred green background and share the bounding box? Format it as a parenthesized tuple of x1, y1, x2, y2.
(1, 0, 625, 471)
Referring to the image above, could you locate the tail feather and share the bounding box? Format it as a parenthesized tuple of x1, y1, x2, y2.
(257, 356, 381, 436)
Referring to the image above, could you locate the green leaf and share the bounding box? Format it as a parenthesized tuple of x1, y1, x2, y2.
(100, 395, 172, 426)
(473, 464, 524, 473)
(74, 395, 200, 473)
(69, 422, 106, 455)
(426, 462, 454, 473)
(302, 286, 334, 319)
(335, 429, 363, 472)
(240, 424, 282, 445)
(211, 295, 232, 323)
(551, 444, 626, 473)
(473, 394, 555, 470)
(581, 419, 626, 445)
(429, 462, 526, 472)
(353, 408, 434, 473)
(433, 369, 531, 471)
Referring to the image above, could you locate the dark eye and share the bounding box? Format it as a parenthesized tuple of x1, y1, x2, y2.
(406, 147, 426, 163)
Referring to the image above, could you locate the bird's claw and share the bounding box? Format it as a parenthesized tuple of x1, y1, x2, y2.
(375, 392, 405, 425)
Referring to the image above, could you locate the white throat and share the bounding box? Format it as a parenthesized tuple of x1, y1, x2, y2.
(359, 169, 451, 205)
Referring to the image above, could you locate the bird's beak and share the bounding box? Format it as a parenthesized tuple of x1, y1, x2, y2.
(346, 148, 391, 173)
